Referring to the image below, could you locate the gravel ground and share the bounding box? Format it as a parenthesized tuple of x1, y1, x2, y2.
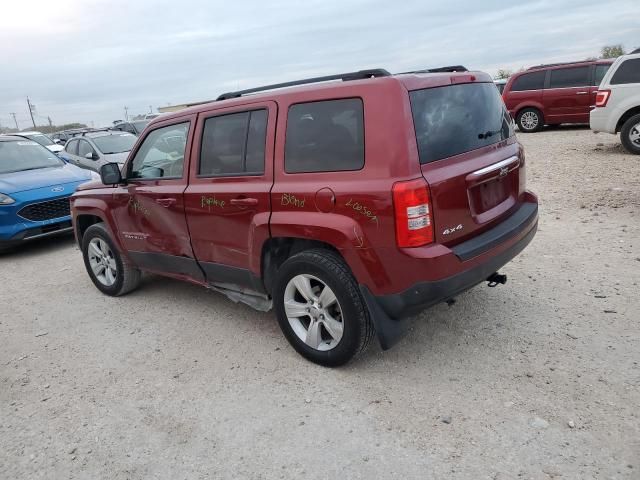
(1, 127, 638, 480)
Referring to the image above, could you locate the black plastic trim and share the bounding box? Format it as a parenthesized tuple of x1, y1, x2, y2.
(199, 261, 266, 293)
(452, 202, 538, 261)
(360, 216, 537, 349)
(128, 251, 205, 282)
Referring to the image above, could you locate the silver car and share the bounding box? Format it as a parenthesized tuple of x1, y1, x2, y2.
(62, 131, 137, 171)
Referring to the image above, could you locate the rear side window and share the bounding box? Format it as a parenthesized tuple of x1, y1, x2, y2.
(199, 109, 267, 176)
(593, 64, 611, 86)
(510, 71, 545, 91)
(285, 98, 364, 173)
(610, 58, 640, 85)
(65, 139, 78, 155)
(410, 83, 514, 164)
(549, 66, 590, 88)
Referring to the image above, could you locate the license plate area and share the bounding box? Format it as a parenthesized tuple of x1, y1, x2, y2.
(470, 177, 509, 214)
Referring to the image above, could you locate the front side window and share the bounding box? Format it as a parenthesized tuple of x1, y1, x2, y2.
(285, 98, 364, 173)
(593, 64, 611, 86)
(611, 58, 640, 85)
(199, 109, 267, 176)
(78, 140, 96, 158)
(510, 71, 545, 92)
(549, 67, 590, 88)
(130, 122, 189, 179)
(410, 82, 514, 164)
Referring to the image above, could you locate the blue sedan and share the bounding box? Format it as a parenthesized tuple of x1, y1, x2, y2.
(0, 135, 97, 251)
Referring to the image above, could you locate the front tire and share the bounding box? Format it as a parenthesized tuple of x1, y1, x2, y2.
(273, 249, 374, 367)
(81, 223, 141, 296)
(620, 114, 640, 155)
(517, 108, 544, 133)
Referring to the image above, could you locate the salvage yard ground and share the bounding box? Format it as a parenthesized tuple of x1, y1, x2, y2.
(1, 127, 638, 479)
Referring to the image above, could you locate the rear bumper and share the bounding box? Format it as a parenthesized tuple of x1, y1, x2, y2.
(360, 199, 538, 349)
(589, 107, 615, 134)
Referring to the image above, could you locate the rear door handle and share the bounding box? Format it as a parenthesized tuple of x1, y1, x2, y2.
(576, 91, 589, 95)
(230, 197, 258, 206)
(156, 198, 177, 207)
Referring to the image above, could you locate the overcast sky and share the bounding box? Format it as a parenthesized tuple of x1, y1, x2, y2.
(1, 0, 637, 128)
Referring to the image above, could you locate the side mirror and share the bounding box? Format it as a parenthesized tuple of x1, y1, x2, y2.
(54, 139, 62, 145)
(100, 163, 123, 185)
(85, 152, 99, 161)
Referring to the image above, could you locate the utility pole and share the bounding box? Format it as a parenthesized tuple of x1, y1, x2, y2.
(47, 116, 53, 128)
(124, 106, 129, 122)
(26, 97, 37, 128)
(149, 105, 153, 114)
(10, 112, 19, 130)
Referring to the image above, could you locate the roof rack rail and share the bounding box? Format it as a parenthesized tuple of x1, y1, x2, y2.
(216, 69, 391, 101)
(631, 48, 640, 54)
(527, 60, 597, 70)
(398, 65, 468, 74)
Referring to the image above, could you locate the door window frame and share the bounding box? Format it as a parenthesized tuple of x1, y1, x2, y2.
(188, 101, 277, 184)
(122, 116, 195, 183)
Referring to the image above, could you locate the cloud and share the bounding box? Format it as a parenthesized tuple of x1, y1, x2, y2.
(1, 0, 637, 127)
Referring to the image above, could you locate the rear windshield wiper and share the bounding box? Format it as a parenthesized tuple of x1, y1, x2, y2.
(478, 129, 502, 140)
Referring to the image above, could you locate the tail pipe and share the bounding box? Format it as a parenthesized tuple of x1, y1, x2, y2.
(487, 272, 507, 288)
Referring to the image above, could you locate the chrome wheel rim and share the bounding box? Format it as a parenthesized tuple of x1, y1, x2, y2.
(629, 122, 640, 146)
(520, 111, 539, 130)
(88, 238, 117, 286)
(283, 274, 344, 351)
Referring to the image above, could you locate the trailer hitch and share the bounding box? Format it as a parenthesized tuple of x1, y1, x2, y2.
(487, 272, 507, 288)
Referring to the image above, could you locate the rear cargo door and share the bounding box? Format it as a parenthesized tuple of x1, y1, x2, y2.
(410, 82, 524, 245)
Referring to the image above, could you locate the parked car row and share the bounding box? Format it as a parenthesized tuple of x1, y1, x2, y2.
(500, 49, 640, 153)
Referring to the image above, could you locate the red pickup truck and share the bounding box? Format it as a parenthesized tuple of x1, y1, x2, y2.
(71, 67, 538, 366)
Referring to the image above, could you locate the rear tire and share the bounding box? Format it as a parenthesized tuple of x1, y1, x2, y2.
(81, 223, 141, 296)
(620, 113, 640, 155)
(273, 249, 374, 367)
(517, 108, 544, 133)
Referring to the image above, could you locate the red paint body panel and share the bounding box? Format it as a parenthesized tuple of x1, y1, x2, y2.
(71, 69, 538, 304)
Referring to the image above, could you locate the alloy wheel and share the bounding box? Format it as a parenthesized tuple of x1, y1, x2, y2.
(88, 238, 117, 286)
(283, 274, 344, 351)
(520, 111, 539, 131)
(629, 122, 640, 146)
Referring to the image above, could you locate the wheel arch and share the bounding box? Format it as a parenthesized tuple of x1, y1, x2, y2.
(615, 105, 640, 133)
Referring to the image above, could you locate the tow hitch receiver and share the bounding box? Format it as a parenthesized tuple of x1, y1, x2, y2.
(487, 272, 507, 287)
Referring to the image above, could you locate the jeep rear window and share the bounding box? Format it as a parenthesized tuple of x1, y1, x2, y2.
(410, 83, 514, 164)
(610, 58, 640, 85)
(285, 98, 364, 173)
(510, 71, 545, 91)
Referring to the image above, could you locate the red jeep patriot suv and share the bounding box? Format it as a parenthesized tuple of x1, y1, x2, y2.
(71, 67, 538, 366)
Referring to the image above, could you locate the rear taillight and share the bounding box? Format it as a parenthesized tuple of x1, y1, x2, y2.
(595, 90, 611, 107)
(392, 178, 433, 247)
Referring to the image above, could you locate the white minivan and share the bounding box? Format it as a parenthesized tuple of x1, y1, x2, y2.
(590, 49, 640, 154)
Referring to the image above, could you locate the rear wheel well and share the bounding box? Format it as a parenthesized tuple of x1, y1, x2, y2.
(616, 106, 640, 132)
(76, 215, 103, 243)
(261, 238, 342, 295)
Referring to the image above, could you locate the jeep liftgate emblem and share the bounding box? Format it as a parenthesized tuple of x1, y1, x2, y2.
(499, 166, 509, 177)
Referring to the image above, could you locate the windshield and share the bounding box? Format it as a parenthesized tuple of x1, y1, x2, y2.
(92, 134, 136, 154)
(0, 140, 64, 174)
(132, 121, 150, 133)
(410, 82, 514, 164)
(25, 133, 55, 147)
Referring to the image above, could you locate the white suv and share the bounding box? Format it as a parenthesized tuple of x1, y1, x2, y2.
(590, 49, 640, 154)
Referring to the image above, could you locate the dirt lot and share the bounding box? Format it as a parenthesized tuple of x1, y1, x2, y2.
(1, 127, 638, 479)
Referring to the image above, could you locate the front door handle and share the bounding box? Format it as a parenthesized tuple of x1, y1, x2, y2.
(230, 197, 258, 206)
(156, 198, 177, 208)
(576, 91, 589, 95)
